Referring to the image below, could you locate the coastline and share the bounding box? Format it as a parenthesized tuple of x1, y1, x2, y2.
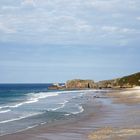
(0, 90, 105, 140)
(1, 88, 140, 140)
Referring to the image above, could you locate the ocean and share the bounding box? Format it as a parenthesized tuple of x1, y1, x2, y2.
(0, 84, 96, 136)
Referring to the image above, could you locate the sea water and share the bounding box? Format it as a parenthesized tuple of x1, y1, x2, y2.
(0, 84, 96, 136)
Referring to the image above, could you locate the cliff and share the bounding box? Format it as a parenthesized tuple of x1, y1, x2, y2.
(66, 72, 140, 89)
(66, 79, 95, 89)
(48, 72, 140, 90)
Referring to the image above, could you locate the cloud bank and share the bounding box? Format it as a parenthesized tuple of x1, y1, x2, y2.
(0, 0, 140, 46)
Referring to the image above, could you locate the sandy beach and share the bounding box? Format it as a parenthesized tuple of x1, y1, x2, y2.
(1, 88, 140, 140)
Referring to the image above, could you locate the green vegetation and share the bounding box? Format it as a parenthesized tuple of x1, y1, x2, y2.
(118, 72, 140, 86)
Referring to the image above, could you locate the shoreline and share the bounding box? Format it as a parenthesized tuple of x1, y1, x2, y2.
(1, 88, 140, 140)
(0, 90, 109, 140)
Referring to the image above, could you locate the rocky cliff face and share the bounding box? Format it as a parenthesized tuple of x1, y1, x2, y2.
(48, 72, 140, 90)
(66, 79, 95, 89)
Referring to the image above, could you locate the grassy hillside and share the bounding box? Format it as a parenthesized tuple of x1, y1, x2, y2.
(118, 72, 140, 86)
(96, 72, 140, 88)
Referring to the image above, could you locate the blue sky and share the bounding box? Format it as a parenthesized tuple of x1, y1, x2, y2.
(0, 0, 140, 83)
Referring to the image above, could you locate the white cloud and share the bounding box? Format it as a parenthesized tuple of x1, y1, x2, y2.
(136, 17, 140, 20)
(119, 39, 129, 46)
(86, 0, 140, 15)
(76, 23, 93, 32)
(101, 26, 138, 34)
(0, 22, 16, 34)
(102, 26, 119, 32)
(1, 5, 19, 10)
(86, 0, 117, 11)
(0, 0, 140, 46)
(21, 0, 36, 7)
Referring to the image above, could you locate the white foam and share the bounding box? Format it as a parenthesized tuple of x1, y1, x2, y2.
(50, 100, 69, 111)
(40, 122, 46, 125)
(0, 105, 10, 110)
(0, 112, 43, 124)
(78, 105, 84, 113)
(64, 114, 70, 116)
(10, 124, 39, 134)
(26, 124, 38, 130)
(72, 105, 84, 115)
(0, 89, 95, 113)
(0, 92, 59, 110)
(0, 102, 36, 110)
(0, 109, 11, 114)
(60, 89, 97, 94)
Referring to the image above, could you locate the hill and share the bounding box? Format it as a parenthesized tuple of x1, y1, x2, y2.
(96, 72, 140, 88)
(118, 72, 140, 87)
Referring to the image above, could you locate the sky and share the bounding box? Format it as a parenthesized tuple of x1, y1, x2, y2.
(0, 0, 140, 83)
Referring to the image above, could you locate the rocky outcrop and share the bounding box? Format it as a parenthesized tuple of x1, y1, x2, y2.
(66, 79, 95, 89)
(48, 72, 140, 90)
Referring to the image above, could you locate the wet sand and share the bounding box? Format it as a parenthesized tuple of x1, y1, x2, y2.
(1, 88, 140, 140)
